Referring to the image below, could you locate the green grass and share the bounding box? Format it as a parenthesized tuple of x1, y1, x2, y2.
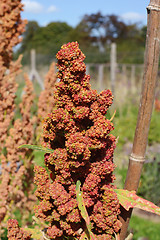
(112, 104, 138, 146)
(129, 215, 160, 240)
(148, 110, 160, 144)
(112, 104, 160, 147)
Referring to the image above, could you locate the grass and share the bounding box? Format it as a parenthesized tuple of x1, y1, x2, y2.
(112, 103, 160, 147)
(129, 215, 160, 240)
(112, 103, 138, 146)
(148, 110, 160, 144)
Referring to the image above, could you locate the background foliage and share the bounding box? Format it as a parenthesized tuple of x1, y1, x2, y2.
(15, 12, 147, 65)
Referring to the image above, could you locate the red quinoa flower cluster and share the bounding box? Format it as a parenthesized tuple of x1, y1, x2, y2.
(7, 219, 31, 240)
(0, 75, 36, 229)
(0, 0, 27, 67)
(0, 0, 26, 149)
(34, 42, 121, 239)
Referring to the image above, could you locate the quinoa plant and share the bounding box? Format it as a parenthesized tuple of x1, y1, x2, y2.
(0, 0, 27, 149)
(36, 62, 57, 142)
(0, 75, 36, 232)
(7, 219, 31, 240)
(0, 0, 37, 234)
(34, 42, 121, 239)
(37, 62, 57, 123)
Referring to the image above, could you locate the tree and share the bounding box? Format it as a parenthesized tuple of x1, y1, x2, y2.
(19, 21, 40, 53)
(77, 12, 146, 63)
(20, 21, 73, 55)
(79, 12, 128, 50)
(17, 15, 147, 64)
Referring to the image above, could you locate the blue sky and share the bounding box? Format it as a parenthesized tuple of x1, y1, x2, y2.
(22, 0, 149, 27)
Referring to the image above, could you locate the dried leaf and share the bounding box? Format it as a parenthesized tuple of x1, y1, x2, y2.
(115, 189, 160, 215)
(79, 230, 90, 240)
(110, 109, 116, 121)
(22, 228, 43, 239)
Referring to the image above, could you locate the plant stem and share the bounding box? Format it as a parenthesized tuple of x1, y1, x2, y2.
(119, 0, 160, 239)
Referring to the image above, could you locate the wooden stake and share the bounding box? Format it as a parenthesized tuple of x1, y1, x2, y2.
(98, 64, 104, 91)
(130, 65, 136, 92)
(86, 64, 90, 75)
(29, 49, 44, 90)
(110, 43, 117, 94)
(119, 0, 160, 239)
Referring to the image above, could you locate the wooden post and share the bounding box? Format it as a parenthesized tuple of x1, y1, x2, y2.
(131, 64, 136, 91)
(98, 64, 104, 92)
(110, 43, 117, 94)
(122, 64, 127, 85)
(86, 64, 90, 75)
(119, 0, 160, 239)
(29, 49, 44, 89)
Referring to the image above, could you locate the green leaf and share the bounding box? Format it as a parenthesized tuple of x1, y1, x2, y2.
(76, 180, 91, 226)
(115, 189, 160, 215)
(19, 144, 55, 153)
(76, 180, 97, 240)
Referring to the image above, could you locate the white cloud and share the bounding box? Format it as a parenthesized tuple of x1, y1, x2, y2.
(121, 12, 146, 23)
(47, 5, 57, 13)
(23, 0, 43, 14)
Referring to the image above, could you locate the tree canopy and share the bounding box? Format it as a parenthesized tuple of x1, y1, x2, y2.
(17, 12, 147, 64)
